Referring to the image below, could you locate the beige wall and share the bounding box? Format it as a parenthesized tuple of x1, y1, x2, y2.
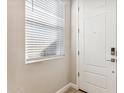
(70, 0, 78, 84)
(7, 0, 71, 93)
(7, 0, 18, 92)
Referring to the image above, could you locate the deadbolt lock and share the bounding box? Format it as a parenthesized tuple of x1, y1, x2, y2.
(111, 48, 116, 55)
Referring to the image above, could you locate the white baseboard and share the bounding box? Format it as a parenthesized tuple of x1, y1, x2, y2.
(69, 83, 78, 90)
(56, 83, 78, 93)
(56, 83, 70, 93)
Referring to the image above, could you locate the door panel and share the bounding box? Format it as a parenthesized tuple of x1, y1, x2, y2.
(78, 0, 117, 93)
(85, 72, 107, 88)
(84, 65, 107, 76)
(85, 14, 106, 67)
(85, 0, 106, 11)
(85, 83, 107, 93)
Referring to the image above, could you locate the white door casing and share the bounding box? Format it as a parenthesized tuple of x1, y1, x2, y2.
(78, 0, 117, 93)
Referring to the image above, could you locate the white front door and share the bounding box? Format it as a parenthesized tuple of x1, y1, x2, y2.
(78, 0, 117, 93)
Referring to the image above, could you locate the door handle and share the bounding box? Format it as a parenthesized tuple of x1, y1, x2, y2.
(106, 58, 116, 62)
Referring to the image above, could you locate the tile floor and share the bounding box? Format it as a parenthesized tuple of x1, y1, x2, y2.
(64, 88, 84, 93)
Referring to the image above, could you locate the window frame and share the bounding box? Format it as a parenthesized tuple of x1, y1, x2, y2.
(25, 0, 66, 64)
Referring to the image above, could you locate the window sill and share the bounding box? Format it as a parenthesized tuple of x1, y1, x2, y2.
(25, 55, 65, 64)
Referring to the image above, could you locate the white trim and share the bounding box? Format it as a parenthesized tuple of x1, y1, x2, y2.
(69, 83, 79, 90)
(25, 56, 65, 64)
(56, 83, 70, 93)
(56, 83, 78, 93)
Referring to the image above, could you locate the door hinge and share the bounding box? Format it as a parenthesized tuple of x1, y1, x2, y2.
(78, 7, 80, 12)
(78, 28, 80, 33)
(78, 50, 80, 56)
(78, 72, 80, 77)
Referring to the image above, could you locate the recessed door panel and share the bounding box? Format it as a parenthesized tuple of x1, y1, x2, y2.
(84, 72, 107, 88)
(85, 0, 106, 9)
(85, 83, 107, 93)
(84, 65, 107, 76)
(85, 14, 106, 67)
(84, 0, 106, 14)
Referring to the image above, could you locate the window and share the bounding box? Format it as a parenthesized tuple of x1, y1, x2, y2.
(25, 0, 65, 63)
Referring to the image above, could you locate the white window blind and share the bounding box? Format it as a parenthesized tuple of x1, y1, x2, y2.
(25, 0, 65, 63)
